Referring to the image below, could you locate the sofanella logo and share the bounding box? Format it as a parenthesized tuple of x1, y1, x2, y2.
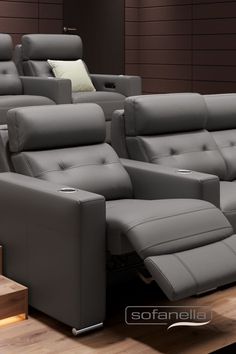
(125, 306, 212, 330)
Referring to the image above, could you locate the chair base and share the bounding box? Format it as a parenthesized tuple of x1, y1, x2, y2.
(72, 322, 103, 336)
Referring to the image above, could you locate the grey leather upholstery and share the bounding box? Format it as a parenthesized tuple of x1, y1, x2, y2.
(146, 234, 236, 301)
(0, 33, 14, 60)
(112, 93, 236, 231)
(8, 104, 133, 201)
(0, 95, 54, 124)
(22, 34, 83, 61)
(8, 104, 106, 152)
(0, 125, 11, 172)
(0, 34, 22, 95)
(0, 61, 22, 95)
(0, 172, 106, 330)
(204, 94, 236, 229)
(72, 91, 125, 122)
(205, 94, 236, 181)
(18, 34, 142, 141)
(124, 93, 207, 136)
(106, 198, 231, 257)
(123, 94, 227, 179)
(2, 103, 236, 328)
(0, 33, 56, 124)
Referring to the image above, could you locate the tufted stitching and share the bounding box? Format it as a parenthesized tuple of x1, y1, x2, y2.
(34, 161, 122, 178)
(150, 148, 217, 162)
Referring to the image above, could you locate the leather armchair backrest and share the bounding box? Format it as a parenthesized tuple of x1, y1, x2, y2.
(124, 93, 227, 179)
(0, 33, 22, 94)
(7, 103, 133, 200)
(205, 94, 236, 181)
(21, 34, 83, 77)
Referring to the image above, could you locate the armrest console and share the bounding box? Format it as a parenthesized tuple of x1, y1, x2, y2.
(20, 76, 72, 104)
(90, 74, 142, 96)
(122, 159, 220, 207)
(0, 172, 105, 330)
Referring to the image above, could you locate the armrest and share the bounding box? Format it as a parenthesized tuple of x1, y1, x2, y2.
(90, 74, 142, 96)
(122, 159, 220, 207)
(111, 110, 129, 158)
(0, 172, 105, 329)
(20, 76, 72, 104)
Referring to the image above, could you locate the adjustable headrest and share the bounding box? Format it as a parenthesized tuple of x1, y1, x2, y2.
(22, 34, 83, 60)
(7, 104, 106, 153)
(124, 93, 207, 136)
(0, 33, 13, 61)
(205, 94, 236, 131)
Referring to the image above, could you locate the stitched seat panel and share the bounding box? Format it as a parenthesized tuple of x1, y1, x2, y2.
(145, 235, 236, 300)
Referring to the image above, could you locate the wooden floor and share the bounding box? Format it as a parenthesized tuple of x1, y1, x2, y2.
(0, 277, 236, 354)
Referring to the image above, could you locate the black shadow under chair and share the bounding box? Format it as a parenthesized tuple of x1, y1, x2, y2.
(0, 103, 236, 334)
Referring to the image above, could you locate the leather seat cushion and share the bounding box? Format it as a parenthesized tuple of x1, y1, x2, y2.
(106, 198, 232, 256)
(0, 95, 55, 124)
(72, 91, 125, 121)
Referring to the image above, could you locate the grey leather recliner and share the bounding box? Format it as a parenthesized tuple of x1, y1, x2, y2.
(0, 33, 56, 124)
(15, 34, 142, 141)
(1, 103, 236, 333)
(111, 93, 236, 231)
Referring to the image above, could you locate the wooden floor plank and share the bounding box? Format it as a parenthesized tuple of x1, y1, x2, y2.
(0, 280, 235, 354)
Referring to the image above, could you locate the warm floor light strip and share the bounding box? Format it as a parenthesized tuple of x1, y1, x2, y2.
(0, 314, 26, 328)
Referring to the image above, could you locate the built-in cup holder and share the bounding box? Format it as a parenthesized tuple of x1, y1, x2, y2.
(58, 187, 77, 193)
(177, 169, 192, 174)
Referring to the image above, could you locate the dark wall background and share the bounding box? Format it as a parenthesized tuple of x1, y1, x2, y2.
(1, 0, 236, 94)
(0, 0, 63, 45)
(193, 0, 236, 94)
(63, 0, 124, 74)
(125, 0, 236, 94)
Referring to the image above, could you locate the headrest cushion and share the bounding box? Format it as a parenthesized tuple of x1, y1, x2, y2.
(7, 104, 106, 153)
(22, 34, 83, 60)
(205, 94, 236, 131)
(124, 93, 207, 136)
(0, 33, 13, 61)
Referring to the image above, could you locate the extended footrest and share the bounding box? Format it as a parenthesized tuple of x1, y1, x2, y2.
(145, 235, 236, 301)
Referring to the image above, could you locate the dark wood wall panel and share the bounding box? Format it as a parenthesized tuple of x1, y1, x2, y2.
(125, 0, 192, 93)
(0, 2, 38, 18)
(0, 0, 63, 45)
(192, 1, 236, 93)
(125, 0, 139, 76)
(126, 0, 236, 94)
(143, 78, 192, 93)
(39, 4, 63, 19)
(0, 18, 37, 33)
(140, 0, 192, 6)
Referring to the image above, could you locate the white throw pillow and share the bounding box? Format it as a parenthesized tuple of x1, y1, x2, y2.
(47, 59, 96, 92)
